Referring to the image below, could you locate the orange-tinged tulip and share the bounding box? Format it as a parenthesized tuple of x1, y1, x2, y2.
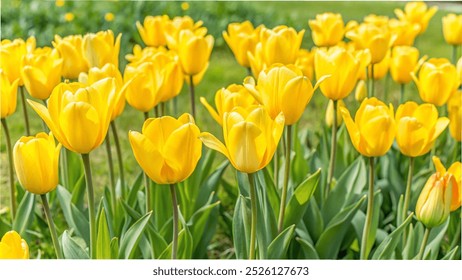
(388, 18, 420, 47)
(200, 84, 257, 126)
(52, 34, 89, 79)
(1, 69, 19, 118)
(223, 21, 261, 68)
(177, 29, 214, 76)
(13, 132, 61, 195)
(295, 48, 315, 81)
(308, 13, 345, 47)
(0, 231, 29, 259)
(390, 46, 421, 84)
(395, 102, 449, 157)
(28, 78, 118, 154)
(200, 106, 284, 173)
(83, 30, 121, 68)
(412, 58, 459, 106)
(442, 13, 462, 45)
(394, 1, 438, 35)
(21, 47, 63, 100)
(164, 16, 206, 50)
(340, 97, 396, 157)
(136, 15, 169, 47)
(433, 156, 461, 211)
(129, 113, 202, 184)
(448, 90, 461, 142)
(325, 99, 345, 128)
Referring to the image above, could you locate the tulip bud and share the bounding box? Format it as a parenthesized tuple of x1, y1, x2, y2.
(390, 46, 420, 84)
(442, 13, 462, 46)
(177, 29, 214, 76)
(308, 13, 345, 47)
(0, 231, 29, 259)
(432, 156, 461, 212)
(52, 34, 89, 79)
(325, 99, 345, 128)
(354, 80, 367, 102)
(223, 21, 261, 68)
(136, 15, 169, 47)
(1, 69, 19, 118)
(83, 30, 121, 68)
(394, 1, 438, 35)
(448, 90, 461, 142)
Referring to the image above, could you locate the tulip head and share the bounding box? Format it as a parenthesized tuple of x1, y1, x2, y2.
(448, 90, 462, 142)
(388, 18, 420, 47)
(0, 38, 27, 85)
(164, 16, 206, 50)
(136, 15, 169, 47)
(395, 102, 449, 157)
(346, 23, 393, 64)
(124, 62, 161, 112)
(178, 29, 214, 76)
(341, 97, 396, 157)
(153, 52, 184, 103)
(433, 156, 461, 212)
(13, 132, 61, 195)
(129, 113, 202, 185)
(0, 231, 29, 259)
(222, 21, 261, 68)
(52, 34, 89, 79)
(394, 1, 438, 35)
(1, 69, 19, 118)
(308, 13, 345, 47)
(83, 30, 121, 68)
(390, 46, 421, 84)
(442, 13, 462, 46)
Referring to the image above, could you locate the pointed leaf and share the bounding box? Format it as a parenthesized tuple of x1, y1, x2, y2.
(268, 225, 295, 259)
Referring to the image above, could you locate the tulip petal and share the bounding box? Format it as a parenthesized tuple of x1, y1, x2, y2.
(199, 132, 230, 161)
(227, 121, 264, 173)
(340, 107, 361, 154)
(200, 97, 222, 125)
(128, 131, 165, 184)
(432, 156, 447, 174)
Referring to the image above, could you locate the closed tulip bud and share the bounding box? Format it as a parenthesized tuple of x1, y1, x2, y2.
(21, 47, 63, 100)
(448, 90, 461, 142)
(0, 231, 29, 259)
(129, 113, 202, 184)
(354, 80, 367, 102)
(388, 19, 420, 47)
(433, 156, 461, 211)
(136, 15, 169, 47)
(295, 48, 315, 81)
(83, 30, 121, 68)
(395, 102, 449, 157)
(341, 97, 396, 157)
(443, 14, 462, 46)
(164, 16, 206, 50)
(223, 21, 261, 68)
(308, 13, 345, 47)
(395, 1, 438, 35)
(52, 34, 89, 79)
(412, 58, 459, 106)
(13, 132, 61, 195)
(416, 172, 454, 228)
(259, 25, 305, 66)
(325, 99, 345, 128)
(315, 46, 370, 100)
(28, 78, 118, 154)
(200, 84, 257, 126)
(178, 29, 214, 76)
(200, 106, 284, 173)
(390, 46, 421, 84)
(1, 69, 19, 118)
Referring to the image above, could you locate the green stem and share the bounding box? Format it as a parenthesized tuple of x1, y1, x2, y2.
(429, 145, 436, 169)
(144, 173, 151, 213)
(1, 118, 16, 220)
(104, 134, 117, 214)
(326, 100, 338, 200)
(81, 153, 96, 259)
(169, 184, 179, 260)
(360, 157, 375, 260)
(246, 67, 253, 77)
(273, 148, 279, 188)
(40, 194, 63, 259)
(144, 111, 149, 121)
(154, 106, 160, 118)
(400, 83, 405, 105)
(277, 125, 292, 233)
(402, 157, 414, 244)
(248, 172, 257, 260)
(60, 148, 69, 189)
(189, 75, 196, 119)
(452, 45, 458, 65)
(370, 64, 375, 98)
(417, 227, 431, 260)
(161, 102, 166, 117)
(110, 121, 125, 197)
(19, 86, 30, 135)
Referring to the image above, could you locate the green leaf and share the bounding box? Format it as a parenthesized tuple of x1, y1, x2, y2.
(194, 161, 228, 210)
(303, 199, 324, 242)
(425, 219, 450, 260)
(118, 211, 152, 259)
(188, 200, 220, 252)
(283, 169, 321, 229)
(12, 192, 35, 236)
(442, 246, 459, 260)
(70, 174, 85, 211)
(110, 237, 119, 259)
(297, 237, 319, 259)
(233, 195, 250, 259)
(62, 230, 89, 259)
(177, 226, 193, 259)
(96, 207, 111, 259)
(267, 225, 295, 259)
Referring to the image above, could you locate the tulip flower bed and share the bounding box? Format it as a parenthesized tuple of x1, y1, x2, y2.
(0, 0, 461, 261)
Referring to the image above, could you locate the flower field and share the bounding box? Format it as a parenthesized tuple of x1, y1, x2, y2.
(0, 0, 461, 261)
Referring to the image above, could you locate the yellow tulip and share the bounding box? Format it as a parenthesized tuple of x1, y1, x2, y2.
(388, 18, 420, 47)
(308, 13, 345, 47)
(0, 38, 32, 85)
(340, 97, 396, 157)
(412, 58, 459, 106)
(457, 56, 462, 83)
(200, 84, 257, 126)
(52, 34, 89, 79)
(244, 64, 319, 125)
(433, 156, 461, 211)
(184, 62, 208, 86)
(177, 29, 214, 76)
(395, 1, 438, 35)
(395, 102, 449, 157)
(0, 231, 29, 259)
(442, 13, 462, 46)
(136, 15, 169, 47)
(448, 90, 461, 142)
(13, 132, 61, 195)
(1, 69, 19, 118)
(325, 99, 345, 128)
(200, 106, 284, 173)
(129, 113, 202, 184)
(295, 48, 315, 81)
(125, 45, 169, 67)
(164, 16, 206, 50)
(83, 30, 121, 68)
(390, 46, 421, 84)
(369, 50, 390, 80)
(314, 46, 370, 100)
(28, 78, 117, 154)
(153, 52, 184, 103)
(364, 14, 389, 27)
(354, 79, 367, 102)
(223, 21, 261, 68)
(21, 47, 63, 100)
(124, 62, 161, 113)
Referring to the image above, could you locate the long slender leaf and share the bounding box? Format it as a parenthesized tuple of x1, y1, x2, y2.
(62, 230, 89, 259)
(96, 207, 111, 259)
(12, 192, 35, 236)
(118, 211, 153, 259)
(267, 225, 295, 259)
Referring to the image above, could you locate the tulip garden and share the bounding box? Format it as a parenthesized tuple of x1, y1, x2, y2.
(0, 0, 461, 261)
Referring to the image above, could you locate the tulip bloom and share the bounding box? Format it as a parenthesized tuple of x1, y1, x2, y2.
(448, 90, 462, 142)
(28, 78, 117, 154)
(200, 106, 284, 173)
(341, 97, 396, 157)
(388, 19, 420, 47)
(200, 84, 257, 126)
(21, 47, 63, 100)
(442, 13, 462, 46)
(177, 29, 214, 76)
(1, 69, 19, 118)
(83, 30, 121, 68)
(395, 102, 449, 157)
(129, 113, 202, 184)
(0, 231, 29, 259)
(52, 34, 89, 79)
(124, 62, 161, 113)
(433, 156, 461, 212)
(412, 58, 459, 106)
(223, 21, 261, 68)
(394, 1, 438, 35)
(136, 15, 169, 47)
(390, 46, 421, 84)
(308, 13, 345, 47)
(346, 23, 393, 64)
(13, 132, 61, 195)
(164, 16, 206, 50)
